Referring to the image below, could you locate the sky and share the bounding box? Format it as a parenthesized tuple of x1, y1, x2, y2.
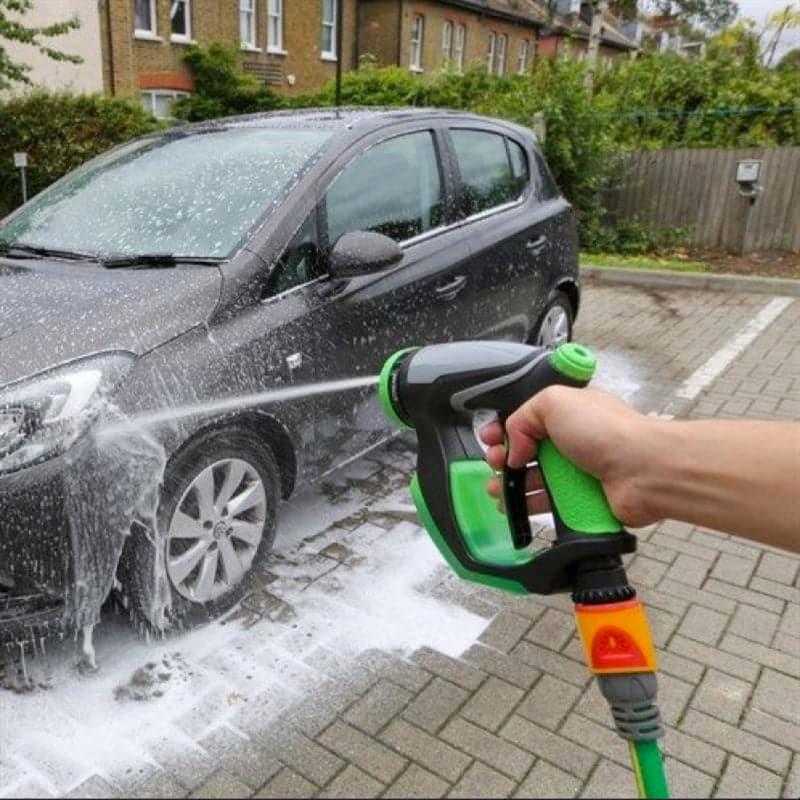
(736, 0, 800, 62)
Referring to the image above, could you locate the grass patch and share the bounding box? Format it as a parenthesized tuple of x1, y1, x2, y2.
(580, 252, 709, 273)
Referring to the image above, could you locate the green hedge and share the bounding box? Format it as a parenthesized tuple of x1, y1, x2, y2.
(0, 92, 160, 216)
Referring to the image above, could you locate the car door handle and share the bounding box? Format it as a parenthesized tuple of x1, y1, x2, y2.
(526, 235, 548, 254)
(434, 275, 467, 301)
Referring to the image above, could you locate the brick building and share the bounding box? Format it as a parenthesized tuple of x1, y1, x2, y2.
(358, 0, 546, 76)
(99, 0, 359, 115)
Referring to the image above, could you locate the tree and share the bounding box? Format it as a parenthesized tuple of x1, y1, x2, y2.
(777, 46, 800, 70)
(643, 0, 738, 31)
(0, 0, 81, 91)
(760, 4, 800, 67)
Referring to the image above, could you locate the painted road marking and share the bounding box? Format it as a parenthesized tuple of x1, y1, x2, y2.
(675, 297, 794, 401)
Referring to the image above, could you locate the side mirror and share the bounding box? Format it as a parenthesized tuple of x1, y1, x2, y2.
(329, 231, 403, 278)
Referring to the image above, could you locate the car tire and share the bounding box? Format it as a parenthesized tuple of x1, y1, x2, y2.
(117, 426, 280, 632)
(528, 291, 574, 349)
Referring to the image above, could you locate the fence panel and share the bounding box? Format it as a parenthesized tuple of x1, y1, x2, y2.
(605, 147, 800, 253)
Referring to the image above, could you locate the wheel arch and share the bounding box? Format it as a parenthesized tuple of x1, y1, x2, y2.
(554, 278, 580, 319)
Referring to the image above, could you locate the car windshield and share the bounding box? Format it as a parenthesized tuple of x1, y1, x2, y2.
(0, 126, 332, 260)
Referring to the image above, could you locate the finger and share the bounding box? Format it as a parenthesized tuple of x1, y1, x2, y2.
(486, 445, 507, 471)
(479, 420, 504, 447)
(505, 397, 548, 468)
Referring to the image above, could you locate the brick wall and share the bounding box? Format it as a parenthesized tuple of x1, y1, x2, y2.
(101, 0, 358, 102)
(360, 0, 539, 76)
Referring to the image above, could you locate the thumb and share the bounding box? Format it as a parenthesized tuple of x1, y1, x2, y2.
(504, 397, 547, 468)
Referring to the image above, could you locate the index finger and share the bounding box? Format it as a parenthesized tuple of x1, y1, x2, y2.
(479, 420, 505, 447)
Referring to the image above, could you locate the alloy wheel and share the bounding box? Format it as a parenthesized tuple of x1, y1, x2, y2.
(535, 305, 571, 348)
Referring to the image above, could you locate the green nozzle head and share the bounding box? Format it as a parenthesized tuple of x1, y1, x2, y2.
(379, 348, 417, 430)
(550, 343, 596, 383)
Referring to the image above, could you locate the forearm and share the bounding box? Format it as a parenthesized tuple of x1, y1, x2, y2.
(636, 418, 800, 552)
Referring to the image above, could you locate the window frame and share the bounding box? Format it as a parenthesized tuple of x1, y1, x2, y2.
(134, 0, 158, 38)
(517, 38, 529, 74)
(170, 0, 192, 43)
(454, 24, 466, 73)
(141, 89, 190, 119)
(486, 32, 496, 74)
(442, 20, 453, 64)
(321, 0, 338, 61)
(240, 0, 257, 49)
(496, 33, 508, 75)
(319, 128, 448, 254)
(410, 14, 425, 72)
(267, 0, 285, 53)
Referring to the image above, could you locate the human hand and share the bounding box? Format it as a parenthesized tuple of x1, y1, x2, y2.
(479, 385, 659, 527)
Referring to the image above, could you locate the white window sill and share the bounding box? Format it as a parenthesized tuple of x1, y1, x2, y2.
(320, 53, 338, 62)
(170, 36, 196, 45)
(134, 31, 162, 42)
(241, 44, 260, 52)
(267, 47, 288, 56)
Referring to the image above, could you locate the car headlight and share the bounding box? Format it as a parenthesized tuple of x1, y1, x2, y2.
(0, 353, 134, 474)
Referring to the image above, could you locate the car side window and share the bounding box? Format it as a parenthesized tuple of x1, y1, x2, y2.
(532, 147, 559, 201)
(451, 129, 521, 217)
(265, 214, 320, 297)
(325, 131, 444, 246)
(507, 139, 530, 198)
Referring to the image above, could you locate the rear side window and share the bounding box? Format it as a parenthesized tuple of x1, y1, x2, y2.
(533, 148, 559, 201)
(451, 129, 526, 217)
(325, 131, 444, 245)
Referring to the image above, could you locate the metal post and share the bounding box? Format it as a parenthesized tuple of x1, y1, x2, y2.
(532, 112, 546, 143)
(335, 0, 344, 107)
(13, 152, 28, 204)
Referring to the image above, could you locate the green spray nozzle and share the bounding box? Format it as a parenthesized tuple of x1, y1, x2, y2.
(551, 342, 597, 382)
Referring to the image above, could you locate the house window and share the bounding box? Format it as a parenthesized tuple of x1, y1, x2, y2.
(268, 0, 284, 52)
(410, 15, 424, 71)
(486, 32, 496, 73)
(442, 20, 453, 64)
(135, 0, 157, 36)
(141, 89, 189, 119)
(170, 0, 191, 41)
(496, 33, 507, 75)
(454, 24, 466, 72)
(240, 0, 256, 49)
(517, 39, 529, 74)
(321, 0, 337, 59)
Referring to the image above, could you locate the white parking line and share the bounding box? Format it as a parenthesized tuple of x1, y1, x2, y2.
(675, 297, 794, 401)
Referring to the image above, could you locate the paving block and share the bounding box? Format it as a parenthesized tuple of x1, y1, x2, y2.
(644, 605, 681, 649)
(463, 643, 540, 690)
(460, 676, 524, 733)
(715, 755, 783, 799)
(756, 552, 799, 585)
(254, 727, 344, 787)
(720, 633, 800, 679)
(784, 754, 800, 800)
(680, 710, 791, 774)
(402, 677, 469, 734)
(510, 641, 589, 688)
(517, 674, 581, 731)
(728, 604, 780, 646)
(657, 579, 735, 615)
(318, 765, 384, 799)
(380, 719, 470, 783)
(664, 554, 712, 588)
(356, 650, 432, 693)
(752, 668, 800, 724)
(741, 707, 800, 749)
(410, 647, 487, 691)
(478, 610, 533, 653)
(710, 554, 756, 587)
(669, 635, 759, 682)
(581, 758, 637, 799)
(344, 679, 413, 736)
(747, 577, 798, 605)
(197, 728, 281, 790)
(655, 520, 695, 540)
(499, 716, 597, 780)
(253, 767, 317, 798)
(513, 760, 581, 798)
(661, 728, 726, 777)
(626, 555, 670, 589)
(383, 764, 449, 799)
(655, 649, 704, 685)
(677, 604, 729, 646)
(128, 770, 189, 799)
(447, 761, 515, 798)
(441, 716, 534, 781)
(691, 668, 752, 725)
(188, 769, 251, 799)
(777, 603, 800, 639)
(318, 721, 407, 784)
(704, 579, 786, 613)
(559, 713, 631, 769)
(526, 608, 576, 653)
(63, 776, 119, 799)
(663, 757, 714, 798)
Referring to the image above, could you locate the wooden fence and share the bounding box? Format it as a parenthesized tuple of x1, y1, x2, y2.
(604, 147, 800, 253)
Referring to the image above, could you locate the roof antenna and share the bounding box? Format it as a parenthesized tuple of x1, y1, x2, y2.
(334, 0, 344, 115)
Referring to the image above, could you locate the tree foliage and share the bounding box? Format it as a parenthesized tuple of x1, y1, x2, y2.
(0, 0, 81, 90)
(646, 0, 738, 31)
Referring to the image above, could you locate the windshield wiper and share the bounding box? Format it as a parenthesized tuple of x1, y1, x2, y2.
(101, 253, 225, 269)
(0, 239, 96, 261)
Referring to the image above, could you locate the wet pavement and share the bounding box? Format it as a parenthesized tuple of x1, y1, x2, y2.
(1, 281, 798, 798)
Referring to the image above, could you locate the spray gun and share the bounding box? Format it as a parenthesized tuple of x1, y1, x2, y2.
(378, 341, 669, 799)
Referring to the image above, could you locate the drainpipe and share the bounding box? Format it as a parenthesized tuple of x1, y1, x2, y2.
(105, 0, 116, 95)
(396, 0, 403, 66)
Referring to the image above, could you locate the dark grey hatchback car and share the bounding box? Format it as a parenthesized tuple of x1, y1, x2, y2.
(0, 108, 579, 641)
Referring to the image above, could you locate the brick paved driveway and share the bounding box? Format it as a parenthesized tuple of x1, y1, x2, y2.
(3, 281, 798, 799)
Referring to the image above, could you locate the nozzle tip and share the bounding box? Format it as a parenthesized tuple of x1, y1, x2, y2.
(551, 342, 596, 382)
(378, 348, 416, 429)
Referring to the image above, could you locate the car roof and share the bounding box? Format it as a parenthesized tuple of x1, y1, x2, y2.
(183, 106, 532, 138)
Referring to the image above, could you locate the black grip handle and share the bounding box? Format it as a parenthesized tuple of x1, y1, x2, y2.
(503, 465, 533, 548)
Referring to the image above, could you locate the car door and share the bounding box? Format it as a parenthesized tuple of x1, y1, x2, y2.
(307, 126, 475, 465)
(445, 126, 550, 343)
